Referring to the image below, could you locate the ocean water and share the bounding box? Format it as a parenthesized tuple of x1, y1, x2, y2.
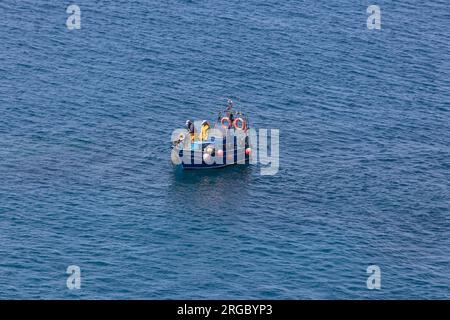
(1, 0, 449, 299)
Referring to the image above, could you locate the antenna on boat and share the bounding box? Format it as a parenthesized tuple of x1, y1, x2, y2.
(226, 98, 234, 110)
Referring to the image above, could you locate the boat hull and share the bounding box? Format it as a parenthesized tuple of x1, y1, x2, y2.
(179, 146, 250, 170)
(172, 134, 251, 171)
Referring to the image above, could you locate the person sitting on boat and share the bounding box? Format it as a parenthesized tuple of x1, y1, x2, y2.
(185, 120, 196, 142)
(200, 120, 210, 141)
(229, 112, 234, 128)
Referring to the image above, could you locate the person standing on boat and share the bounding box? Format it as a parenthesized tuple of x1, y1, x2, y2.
(229, 112, 234, 128)
(185, 120, 196, 142)
(227, 100, 234, 126)
(200, 120, 210, 141)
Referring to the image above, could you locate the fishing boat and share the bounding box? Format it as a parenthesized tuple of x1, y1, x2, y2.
(171, 99, 252, 170)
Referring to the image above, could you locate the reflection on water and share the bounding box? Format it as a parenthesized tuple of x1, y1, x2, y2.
(166, 165, 253, 213)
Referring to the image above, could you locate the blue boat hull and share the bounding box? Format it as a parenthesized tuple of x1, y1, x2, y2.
(179, 146, 250, 170)
(172, 135, 251, 170)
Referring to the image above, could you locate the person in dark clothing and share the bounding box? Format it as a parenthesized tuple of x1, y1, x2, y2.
(185, 120, 196, 142)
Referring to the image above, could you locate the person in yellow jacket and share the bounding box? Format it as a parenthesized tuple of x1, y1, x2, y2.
(200, 120, 210, 141)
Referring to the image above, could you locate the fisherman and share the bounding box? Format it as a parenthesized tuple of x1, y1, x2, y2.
(185, 120, 196, 142)
(227, 100, 235, 127)
(200, 120, 210, 141)
(229, 112, 234, 127)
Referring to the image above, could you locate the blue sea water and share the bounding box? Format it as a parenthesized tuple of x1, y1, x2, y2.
(0, 0, 449, 299)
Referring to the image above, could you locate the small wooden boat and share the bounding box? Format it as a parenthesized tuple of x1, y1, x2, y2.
(171, 100, 252, 170)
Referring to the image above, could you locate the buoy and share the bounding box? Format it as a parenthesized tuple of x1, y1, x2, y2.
(203, 153, 212, 164)
(245, 148, 252, 155)
(221, 117, 231, 129)
(217, 149, 224, 157)
(233, 117, 247, 130)
(205, 145, 214, 155)
(227, 154, 234, 161)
